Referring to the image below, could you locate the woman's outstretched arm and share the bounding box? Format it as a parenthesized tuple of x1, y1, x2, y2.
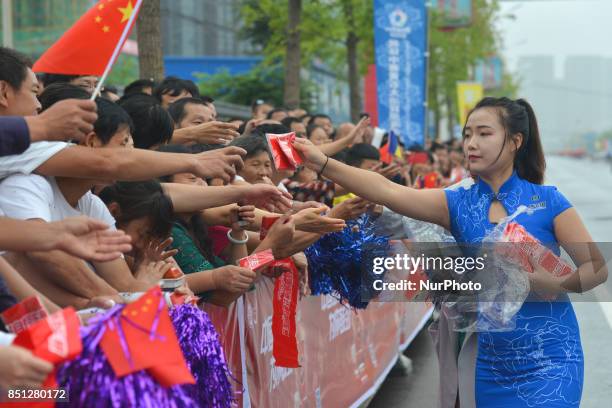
(292, 138, 450, 230)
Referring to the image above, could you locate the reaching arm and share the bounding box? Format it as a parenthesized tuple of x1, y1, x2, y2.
(161, 183, 292, 213)
(0, 217, 131, 261)
(35, 145, 246, 184)
(92, 257, 162, 293)
(292, 138, 450, 230)
(26, 250, 119, 299)
(317, 117, 370, 157)
(172, 121, 240, 145)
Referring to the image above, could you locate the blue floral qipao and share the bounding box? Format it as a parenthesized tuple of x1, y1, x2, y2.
(442, 171, 584, 408)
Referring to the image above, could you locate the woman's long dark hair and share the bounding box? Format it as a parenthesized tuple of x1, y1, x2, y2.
(465, 97, 545, 184)
(98, 181, 174, 239)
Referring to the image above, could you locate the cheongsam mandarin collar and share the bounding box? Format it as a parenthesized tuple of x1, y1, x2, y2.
(476, 169, 521, 202)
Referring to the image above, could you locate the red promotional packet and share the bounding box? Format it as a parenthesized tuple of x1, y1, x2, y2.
(238, 248, 276, 272)
(272, 258, 300, 368)
(266, 132, 303, 171)
(502, 222, 573, 276)
(500, 222, 574, 299)
(12, 307, 82, 365)
(1, 296, 49, 334)
(260, 215, 281, 240)
(10, 307, 83, 400)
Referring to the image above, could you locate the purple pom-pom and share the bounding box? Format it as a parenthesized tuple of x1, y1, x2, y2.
(56, 307, 198, 408)
(169, 304, 234, 407)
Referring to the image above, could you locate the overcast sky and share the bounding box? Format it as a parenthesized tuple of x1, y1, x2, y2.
(495, 0, 612, 77)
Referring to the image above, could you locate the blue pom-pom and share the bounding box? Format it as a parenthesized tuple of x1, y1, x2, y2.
(304, 214, 390, 309)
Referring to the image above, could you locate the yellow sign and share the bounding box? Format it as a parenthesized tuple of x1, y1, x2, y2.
(457, 82, 484, 126)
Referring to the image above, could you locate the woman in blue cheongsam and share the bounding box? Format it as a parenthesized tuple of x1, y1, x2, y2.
(292, 97, 607, 407)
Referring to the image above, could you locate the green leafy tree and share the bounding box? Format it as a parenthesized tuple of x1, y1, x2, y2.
(240, 0, 372, 114)
(428, 0, 515, 137)
(195, 64, 315, 111)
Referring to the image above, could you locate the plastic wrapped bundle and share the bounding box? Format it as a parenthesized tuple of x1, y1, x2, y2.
(447, 205, 537, 332)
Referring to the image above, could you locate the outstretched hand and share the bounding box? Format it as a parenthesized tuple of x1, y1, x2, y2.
(52, 216, 132, 262)
(293, 206, 346, 233)
(239, 184, 293, 213)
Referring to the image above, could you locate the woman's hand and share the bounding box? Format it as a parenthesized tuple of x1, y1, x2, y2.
(292, 138, 328, 172)
(292, 206, 346, 234)
(0, 346, 54, 390)
(290, 200, 326, 212)
(527, 256, 564, 298)
(173, 283, 195, 299)
(212, 265, 257, 293)
(292, 252, 310, 298)
(143, 237, 178, 263)
(84, 295, 124, 309)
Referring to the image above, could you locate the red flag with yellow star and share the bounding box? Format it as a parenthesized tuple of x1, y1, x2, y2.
(33, 0, 143, 76)
(98, 286, 195, 386)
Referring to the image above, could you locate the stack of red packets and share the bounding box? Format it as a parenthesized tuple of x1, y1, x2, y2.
(501, 222, 574, 276)
(500, 222, 575, 299)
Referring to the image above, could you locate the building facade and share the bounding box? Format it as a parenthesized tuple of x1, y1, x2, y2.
(2, 0, 351, 121)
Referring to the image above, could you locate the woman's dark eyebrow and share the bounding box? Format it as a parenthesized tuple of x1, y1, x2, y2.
(476, 125, 494, 129)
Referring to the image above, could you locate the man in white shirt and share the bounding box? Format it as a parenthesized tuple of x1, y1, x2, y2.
(0, 98, 164, 308)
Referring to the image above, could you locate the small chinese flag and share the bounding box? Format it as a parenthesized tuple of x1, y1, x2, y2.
(99, 286, 195, 386)
(33, 0, 143, 75)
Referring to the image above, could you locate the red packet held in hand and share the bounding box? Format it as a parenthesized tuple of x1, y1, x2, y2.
(266, 132, 303, 171)
(12, 307, 82, 364)
(260, 215, 281, 240)
(1, 296, 49, 334)
(8, 308, 81, 407)
(238, 248, 275, 272)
